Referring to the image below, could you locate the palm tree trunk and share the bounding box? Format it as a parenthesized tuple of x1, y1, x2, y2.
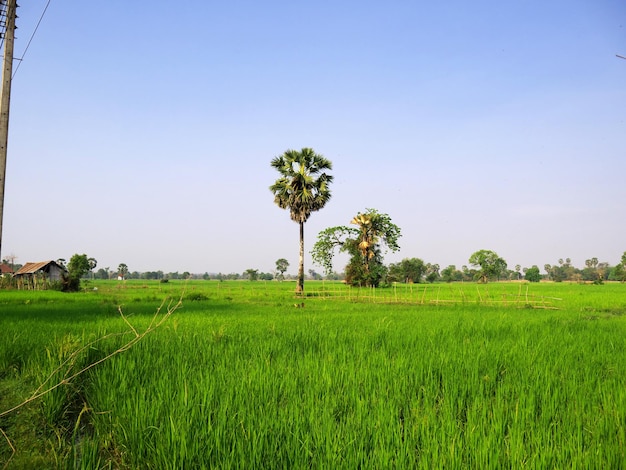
(297, 221, 305, 295)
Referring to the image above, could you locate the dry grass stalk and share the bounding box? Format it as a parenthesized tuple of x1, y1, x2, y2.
(0, 295, 182, 468)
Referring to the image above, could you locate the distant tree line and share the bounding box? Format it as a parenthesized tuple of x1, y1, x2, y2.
(81, 251, 626, 285)
(3, 251, 625, 289)
(364, 252, 626, 285)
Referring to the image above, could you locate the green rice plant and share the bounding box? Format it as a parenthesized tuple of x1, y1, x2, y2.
(2, 281, 626, 467)
(71, 292, 625, 467)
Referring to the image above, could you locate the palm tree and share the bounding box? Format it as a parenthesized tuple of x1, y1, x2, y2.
(88, 257, 97, 280)
(350, 212, 378, 278)
(270, 148, 333, 294)
(117, 263, 128, 280)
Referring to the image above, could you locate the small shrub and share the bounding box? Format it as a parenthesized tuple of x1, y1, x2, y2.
(186, 292, 208, 302)
(49, 280, 64, 291)
(61, 274, 81, 292)
(0, 275, 16, 289)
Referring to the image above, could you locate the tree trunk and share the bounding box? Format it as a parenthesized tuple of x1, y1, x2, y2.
(296, 221, 304, 295)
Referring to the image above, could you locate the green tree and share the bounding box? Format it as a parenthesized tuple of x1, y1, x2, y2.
(311, 209, 401, 287)
(270, 148, 333, 295)
(388, 258, 425, 283)
(524, 265, 542, 282)
(68, 254, 91, 279)
(441, 265, 463, 283)
(118, 263, 129, 280)
(63, 253, 92, 291)
(468, 249, 507, 283)
(610, 264, 626, 282)
(244, 268, 259, 281)
(425, 263, 440, 283)
(95, 268, 108, 280)
(613, 252, 626, 282)
(548, 258, 577, 282)
(544, 264, 552, 281)
(275, 258, 289, 281)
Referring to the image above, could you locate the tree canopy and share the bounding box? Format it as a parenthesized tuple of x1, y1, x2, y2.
(61, 253, 97, 291)
(118, 263, 129, 280)
(275, 258, 289, 281)
(67, 254, 92, 280)
(524, 265, 541, 282)
(468, 249, 507, 283)
(388, 258, 426, 284)
(311, 208, 401, 287)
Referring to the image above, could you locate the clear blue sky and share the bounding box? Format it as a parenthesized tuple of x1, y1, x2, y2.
(3, 0, 625, 275)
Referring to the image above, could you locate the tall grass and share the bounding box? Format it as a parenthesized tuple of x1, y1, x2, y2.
(1, 281, 626, 468)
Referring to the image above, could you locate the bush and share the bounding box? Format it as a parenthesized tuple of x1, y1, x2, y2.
(186, 292, 208, 301)
(49, 280, 64, 291)
(0, 275, 16, 289)
(60, 273, 81, 292)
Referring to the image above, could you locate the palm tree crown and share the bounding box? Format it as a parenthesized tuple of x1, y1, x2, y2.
(270, 148, 333, 224)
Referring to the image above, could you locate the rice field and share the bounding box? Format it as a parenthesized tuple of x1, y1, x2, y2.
(1, 280, 625, 468)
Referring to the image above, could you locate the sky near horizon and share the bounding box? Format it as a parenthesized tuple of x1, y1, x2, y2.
(1, 0, 624, 275)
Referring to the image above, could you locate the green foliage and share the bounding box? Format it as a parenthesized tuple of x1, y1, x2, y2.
(343, 238, 388, 287)
(269, 148, 333, 225)
(0, 273, 16, 289)
(610, 263, 626, 282)
(186, 292, 209, 301)
(441, 264, 464, 282)
(118, 263, 129, 280)
(424, 263, 440, 283)
(67, 254, 91, 280)
(524, 265, 542, 282)
(275, 258, 289, 280)
(311, 225, 355, 275)
(608, 252, 626, 283)
(61, 254, 96, 292)
(244, 269, 259, 281)
(469, 249, 508, 283)
(312, 208, 401, 287)
(388, 258, 426, 283)
(545, 258, 579, 282)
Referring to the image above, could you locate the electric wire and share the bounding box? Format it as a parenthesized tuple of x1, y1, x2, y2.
(13, 0, 53, 77)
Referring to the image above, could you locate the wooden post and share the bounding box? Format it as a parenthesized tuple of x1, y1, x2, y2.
(0, 0, 16, 260)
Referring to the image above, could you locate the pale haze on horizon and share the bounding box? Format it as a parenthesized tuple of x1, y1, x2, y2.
(2, 0, 624, 276)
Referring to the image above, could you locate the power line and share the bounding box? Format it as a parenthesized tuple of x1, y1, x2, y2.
(13, 0, 53, 77)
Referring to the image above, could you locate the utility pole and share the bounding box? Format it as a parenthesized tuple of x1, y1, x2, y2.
(0, 0, 16, 261)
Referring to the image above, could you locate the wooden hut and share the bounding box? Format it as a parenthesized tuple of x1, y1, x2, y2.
(14, 260, 66, 290)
